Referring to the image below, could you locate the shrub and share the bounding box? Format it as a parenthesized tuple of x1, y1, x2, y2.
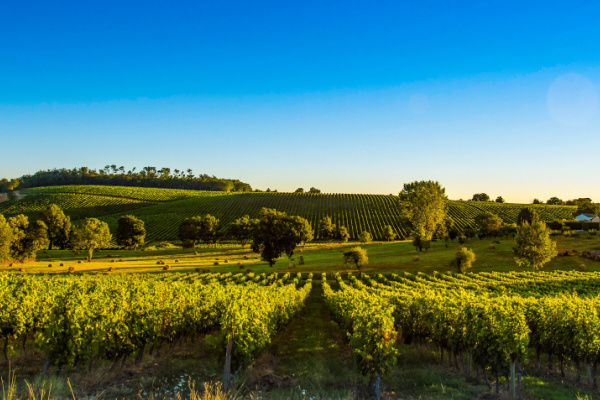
(451, 247, 476, 273)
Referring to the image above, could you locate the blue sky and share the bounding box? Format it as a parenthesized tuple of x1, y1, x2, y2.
(1, 1, 599, 202)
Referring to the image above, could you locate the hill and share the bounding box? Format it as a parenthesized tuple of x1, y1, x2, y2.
(0, 185, 577, 242)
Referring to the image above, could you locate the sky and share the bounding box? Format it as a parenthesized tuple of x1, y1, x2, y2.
(0, 0, 599, 203)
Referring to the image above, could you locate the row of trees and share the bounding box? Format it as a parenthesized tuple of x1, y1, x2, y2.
(0, 204, 146, 264)
(0, 166, 253, 193)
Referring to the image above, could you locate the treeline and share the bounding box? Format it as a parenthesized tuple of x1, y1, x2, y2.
(0, 166, 253, 193)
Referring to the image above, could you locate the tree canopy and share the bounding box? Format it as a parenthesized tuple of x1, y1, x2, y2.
(399, 181, 448, 241)
(0, 214, 13, 263)
(8, 215, 48, 262)
(513, 221, 556, 271)
(116, 215, 146, 249)
(318, 216, 336, 242)
(517, 207, 540, 226)
(229, 215, 258, 247)
(70, 218, 112, 261)
(474, 212, 504, 237)
(343, 246, 368, 271)
(42, 204, 71, 250)
(472, 193, 490, 202)
(451, 247, 476, 273)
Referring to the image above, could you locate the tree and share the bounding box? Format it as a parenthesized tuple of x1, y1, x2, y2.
(318, 216, 336, 242)
(199, 214, 221, 247)
(294, 188, 304, 193)
(42, 204, 71, 250)
(309, 187, 321, 194)
(472, 193, 490, 202)
(116, 215, 146, 249)
(229, 215, 258, 247)
(343, 247, 368, 271)
(383, 225, 396, 242)
(546, 197, 564, 205)
(495, 196, 505, 203)
(358, 231, 372, 245)
(335, 226, 350, 243)
(70, 218, 112, 261)
(513, 221, 556, 271)
(8, 215, 48, 262)
(574, 198, 600, 216)
(532, 198, 542, 204)
(517, 207, 540, 226)
(451, 247, 476, 273)
(179, 217, 203, 248)
(474, 212, 504, 238)
(0, 214, 13, 263)
(399, 181, 448, 241)
(251, 208, 312, 266)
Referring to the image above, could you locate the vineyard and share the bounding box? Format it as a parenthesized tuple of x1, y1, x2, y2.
(324, 270, 600, 398)
(0, 185, 576, 242)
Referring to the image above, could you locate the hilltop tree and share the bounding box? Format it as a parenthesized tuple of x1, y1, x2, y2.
(318, 216, 336, 242)
(42, 204, 71, 250)
(495, 196, 505, 203)
(71, 218, 112, 261)
(335, 226, 350, 243)
(229, 215, 258, 247)
(343, 246, 368, 271)
(294, 188, 304, 193)
(198, 214, 221, 247)
(472, 193, 490, 202)
(474, 212, 504, 238)
(517, 207, 540, 226)
(399, 181, 448, 241)
(574, 198, 600, 215)
(451, 247, 476, 273)
(8, 215, 48, 262)
(309, 187, 321, 194)
(532, 198, 542, 204)
(0, 214, 13, 263)
(383, 225, 396, 241)
(546, 197, 564, 205)
(359, 231, 372, 245)
(116, 215, 146, 249)
(179, 217, 203, 248)
(251, 208, 312, 266)
(513, 221, 556, 271)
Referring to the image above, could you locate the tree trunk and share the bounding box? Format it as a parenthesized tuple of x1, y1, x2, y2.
(440, 347, 444, 363)
(587, 363, 592, 385)
(517, 361, 523, 400)
(468, 353, 473, 375)
(367, 374, 381, 400)
(495, 368, 500, 395)
(548, 353, 553, 372)
(223, 337, 233, 390)
(483, 366, 492, 390)
(87, 248, 93, 262)
(88, 355, 98, 374)
(510, 361, 516, 399)
(3, 336, 8, 361)
(560, 356, 565, 377)
(41, 358, 51, 377)
(135, 343, 146, 363)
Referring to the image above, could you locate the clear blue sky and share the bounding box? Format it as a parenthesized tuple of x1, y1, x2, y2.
(1, 1, 599, 202)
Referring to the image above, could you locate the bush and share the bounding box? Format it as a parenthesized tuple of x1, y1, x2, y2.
(343, 247, 368, 270)
(451, 247, 476, 273)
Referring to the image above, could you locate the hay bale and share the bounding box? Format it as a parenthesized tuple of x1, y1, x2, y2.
(48, 264, 53, 268)
(75, 251, 80, 255)
(47, 255, 52, 258)
(19, 268, 25, 272)
(119, 258, 123, 262)
(244, 255, 249, 260)
(214, 261, 219, 266)
(111, 259, 115, 263)
(288, 263, 296, 269)
(163, 265, 170, 271)
(239, 264, 244, 269)
(299, 259, 305, 265)
(246, 268, 253, 273)
(195, 267, 203, 272)
(579, 264, 587, 271)
(175, 259, 179, 263)
(412, 256, 420, 262)
(488, 244, 496, 250)
(215, 257, 219, 260)
(194, 252, 199, 255)
(68, 267, 75, 273)
(8, 263, 13, 267)
(109, 266, 116, 272)
(77, 260, 82, 264)
(156, 261, 162, 265)
(60, 263, 64, 267)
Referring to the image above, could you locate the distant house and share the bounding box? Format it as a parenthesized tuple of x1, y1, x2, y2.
(594, 215, 600, 223)
(575, 213, 597, 222)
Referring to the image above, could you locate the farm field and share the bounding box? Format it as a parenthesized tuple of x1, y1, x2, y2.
(2, 234, 600, 399)
(0, 185, 577, 242)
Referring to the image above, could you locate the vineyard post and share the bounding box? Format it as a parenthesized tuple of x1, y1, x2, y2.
(510, 360, 516, 399)
(222, 327, 234, 390)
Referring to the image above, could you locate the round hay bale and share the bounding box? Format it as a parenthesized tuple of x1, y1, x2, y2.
(175, 259, 179, 263)
(163, 265, 170, 271)
(109, 266, 116, 272)
(224, 260, 229, 263)
(194, 252, 199, 256)
(288, 263, 296, 269)
(244, 255, 249, 260)
(579, 264, 587, 271)
(48, 264, 53, 268)
(60, 263, 64, 267)
(119, 259, 123, 262)
(75, 251, 80, 255)
(215, 257, 219, 260)
(299, 259, 305, 265)
(195, 267, 203, 272)
(239, 264, 244, 269)
(19, 268, 25, 272)
(246, 268, 253, 273)
(156, 261, 162, 265)
(488, 244, 496, 250)
(47, 255, 52, 258)
(214, 261, 219, 266)
(412, 256, 420, 262)
(77, 260, 82, 264)
(68, 267, 75, 273)
(111, 259, 115, 263)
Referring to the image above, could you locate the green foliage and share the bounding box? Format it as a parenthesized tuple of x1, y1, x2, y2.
(335, 225, 350, 243)
(229, 215, 258, 247)
(495, 196, 505, 203)
(343, 246, 368, 270)
(116, 215, 146, 249)
(0, 214, 13, 263)
(42, 204, 71, 250)
(251, 208, 312, 266)
(199, 214, 221, 247)
(318, 216, 336, 241)
(383, 225, 396, 241)
(358, 231, 372, 244)
(513, 221, 557, 271)
(309, 187, 321, 194)
(451, 247, 476, 273)
(178, 216, 203, 248)
(474, 212, 503, 237)
(472, 193, 490, 202)
(399, 181, 448, 241)
(546, 197, 564, 205)
(70, 218, 112, 261)
(517, 207, 540, 226)
(575, 198, 600, 216)
(8, 215, 48, 262)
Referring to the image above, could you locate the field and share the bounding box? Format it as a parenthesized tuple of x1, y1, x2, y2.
(0, 185, 577, 242)
(2, 233, 600, 400)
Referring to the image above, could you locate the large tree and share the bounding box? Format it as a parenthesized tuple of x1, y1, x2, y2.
(8, 215, 48, 262)
(517, 207, 540, 226)
(42, 204, 71, 250)
(179, 217, 203, 248)
(474, 212, 504, 238)
(335, 226, 350, 243)
(343, 246, 368, 271)
(513, 221, 556, 271)
(116, 215, 146, 249)
(318, 216, 336, 242)
(199, 214, 221, 247)
(546, 197, 564, 205)
(574, 198, 600, 216)
(0, 214, 13, 263)
(399, 181, 448, 241)
(472, 193, 490, 202)
(229, 215, 258, 247)
(251, 208, 312, 266)
(70, 218, 112, 261)
(383, 225, 396, 242)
